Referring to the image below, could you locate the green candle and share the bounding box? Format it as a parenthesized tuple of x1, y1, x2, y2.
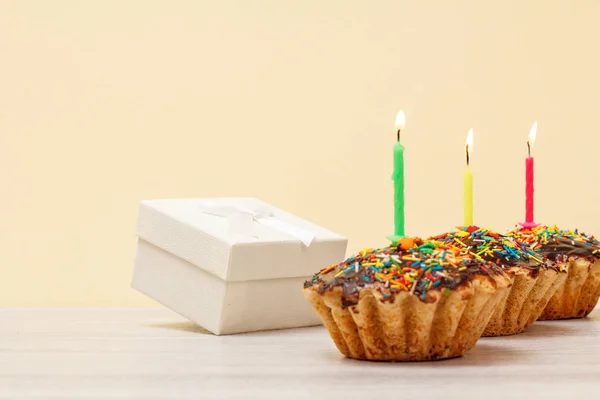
(393, 141, 405, 237)
(389, 110, 406, 243)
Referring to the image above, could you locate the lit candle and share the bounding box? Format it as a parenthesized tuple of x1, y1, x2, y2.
(522, 121, 538, 228)
(391, 110, 406, 242)
(464, 129, 474, 226)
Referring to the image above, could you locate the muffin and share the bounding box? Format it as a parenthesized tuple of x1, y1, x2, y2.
(430, 226, 566, 336)
(303, 237, 511, 361)
(507, 225, 600, 320)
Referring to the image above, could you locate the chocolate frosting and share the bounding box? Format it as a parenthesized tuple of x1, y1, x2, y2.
(304, 238, 507, 308)
(430, 226, 563, 277)
(542, 238, 599, 261)
(507, 226, 600, 264)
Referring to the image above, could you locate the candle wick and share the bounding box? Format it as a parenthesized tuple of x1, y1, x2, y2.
(527, 141, 531, 157)
(397, 129, 401, 142)
(466, 145, 470, 167)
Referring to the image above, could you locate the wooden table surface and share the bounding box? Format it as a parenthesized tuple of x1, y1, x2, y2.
(0, 308, 599, 399)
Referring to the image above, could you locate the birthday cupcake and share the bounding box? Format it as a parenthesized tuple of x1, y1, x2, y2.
(508, 226, 600, 320)
(430, 226, 566, 336)
(303, 238, 511, 361)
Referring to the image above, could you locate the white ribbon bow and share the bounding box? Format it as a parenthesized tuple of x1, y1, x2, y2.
(199, 203, 315, 247)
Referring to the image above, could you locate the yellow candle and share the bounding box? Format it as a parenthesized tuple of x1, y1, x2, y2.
(464, 129, 474, 226)
(464, 167, 473, 226)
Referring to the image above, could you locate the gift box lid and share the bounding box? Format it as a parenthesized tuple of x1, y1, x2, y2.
(136, 197, 348, 282)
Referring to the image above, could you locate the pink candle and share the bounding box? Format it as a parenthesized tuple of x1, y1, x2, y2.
(522, 121, 538, 228)
(525, 156, 534, 223)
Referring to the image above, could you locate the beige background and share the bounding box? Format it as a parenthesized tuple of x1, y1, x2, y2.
(1, 1, 599, 306)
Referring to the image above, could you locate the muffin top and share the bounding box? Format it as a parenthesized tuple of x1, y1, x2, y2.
(506, 225, 600, 263)
(304, 237, 508, 307)
(429, 226, 564, 275)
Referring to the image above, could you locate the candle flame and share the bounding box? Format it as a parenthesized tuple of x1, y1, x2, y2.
(395, 110, 406, 130)
(465, 128, 474, 153)
(528, 121, 537, 145)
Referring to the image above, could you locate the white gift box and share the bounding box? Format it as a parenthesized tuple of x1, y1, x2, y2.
(132, 197, 348, 335)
